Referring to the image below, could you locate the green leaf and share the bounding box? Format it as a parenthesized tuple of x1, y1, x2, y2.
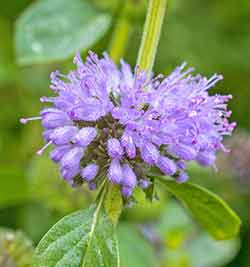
(157, 178, 241, 240)
(15, 0, 111, 65)
(118, 224, 157, 267)
(34, 193, 119, 267)
(156, 201, 194, 250)
(0, 228, 34, 267)
(188, 234, 240, 267)
(104, 184, 123, 225)
(155, 201, 240, 267)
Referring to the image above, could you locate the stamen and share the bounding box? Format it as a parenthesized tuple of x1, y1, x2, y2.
(20, 116, 41, 124)
(177, 67, 195, 80)
(40, 96, 54, 103)
(36, 141, 52, 156)
(204, 74, 223, 90)
(144, 73, 164, 88)
(179, 62, 187, 70)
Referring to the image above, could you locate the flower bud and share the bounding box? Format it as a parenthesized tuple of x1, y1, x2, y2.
(60, 165, 80, 181)
(108, 159, 123, 184)
(122, 164, 137, 188)
(81, 163, 99, 181)
(107, 138, 124, 159)
(121, 132, 136, 158)
(41, 109, 72, 129)
(168, 144, 197, 161)
(69, 99, 106, 121)
(60, 147, 84, 170)
(176, 172, 189, 183)
(121, 186, 133, 198)
(50, 145, 71, 162)
(157, 156, 177, 176)
(50, 126, 78, 145)
(73, 127, 97, 147)
(88, 182, 97, 191)
(196, 151, 216, 166)
(139, 179, 151, 189)
(140, 142, 159, 165)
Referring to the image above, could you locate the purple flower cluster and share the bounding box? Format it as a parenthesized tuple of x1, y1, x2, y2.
(21, 51, 236, 198)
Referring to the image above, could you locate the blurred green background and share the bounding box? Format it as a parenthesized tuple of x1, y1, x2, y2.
(0, 0, 250, 266)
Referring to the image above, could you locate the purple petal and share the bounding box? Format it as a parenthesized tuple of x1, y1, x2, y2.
(108, 159, 123, 184)
(81, 163, 99, 181)
(196, 151, 216, 166)
(69, 99, 108, 121)
(60, 165, 80, 181)
(73, 127, 97, 147)
(122, 164, 137, 188)
(140, 142, 159, 165)
(157, 156, 177, 176)
(139, 179, 151, 189)
(121, 132, 136, 158)
(60, 147, 84, 170)
(121, 186, 133, 198)
(176, 172, 189, 183)
(50, 126, 78, 145)
(41, 111, 72, 129)
(167, 144, 197, 161)
(107, 138, 124, 159)
(88, 181, 97, 190)
(50, 145, 71, 162)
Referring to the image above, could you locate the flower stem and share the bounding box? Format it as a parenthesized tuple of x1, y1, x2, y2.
(137, 0, 167, 73)
(109, 4, 132, 63)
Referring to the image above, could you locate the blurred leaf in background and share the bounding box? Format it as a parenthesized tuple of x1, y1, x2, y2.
(15, 0, 112, 64)
(0, 167, 30, 208)
(155, 202, 240, 267)
(118, 223, 158, 267)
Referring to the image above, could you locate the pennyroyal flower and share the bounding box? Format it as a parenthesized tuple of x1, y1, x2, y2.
(21, 51, 236, 197)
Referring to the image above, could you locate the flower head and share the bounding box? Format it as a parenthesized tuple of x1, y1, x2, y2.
(20, 51, 235, 197)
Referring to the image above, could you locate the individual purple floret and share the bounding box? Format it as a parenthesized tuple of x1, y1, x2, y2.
(81, 163, 99, 181)
(20, 51, 236, 198)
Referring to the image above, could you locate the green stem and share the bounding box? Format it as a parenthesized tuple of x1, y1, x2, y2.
(109, 4, 131, 63)
(137, 0, 167, 73)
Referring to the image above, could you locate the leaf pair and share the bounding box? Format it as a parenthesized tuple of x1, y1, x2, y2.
(34, 176, 241, 267)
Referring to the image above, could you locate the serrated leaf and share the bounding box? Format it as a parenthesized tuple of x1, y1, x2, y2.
(0, 228, 34, 267)
(15, 0, 111, 65)
(34, 194, 119, 267)
(157, 178, 241, 240)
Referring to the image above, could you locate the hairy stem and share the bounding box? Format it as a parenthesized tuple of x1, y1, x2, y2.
(137, 0, 167, 73)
